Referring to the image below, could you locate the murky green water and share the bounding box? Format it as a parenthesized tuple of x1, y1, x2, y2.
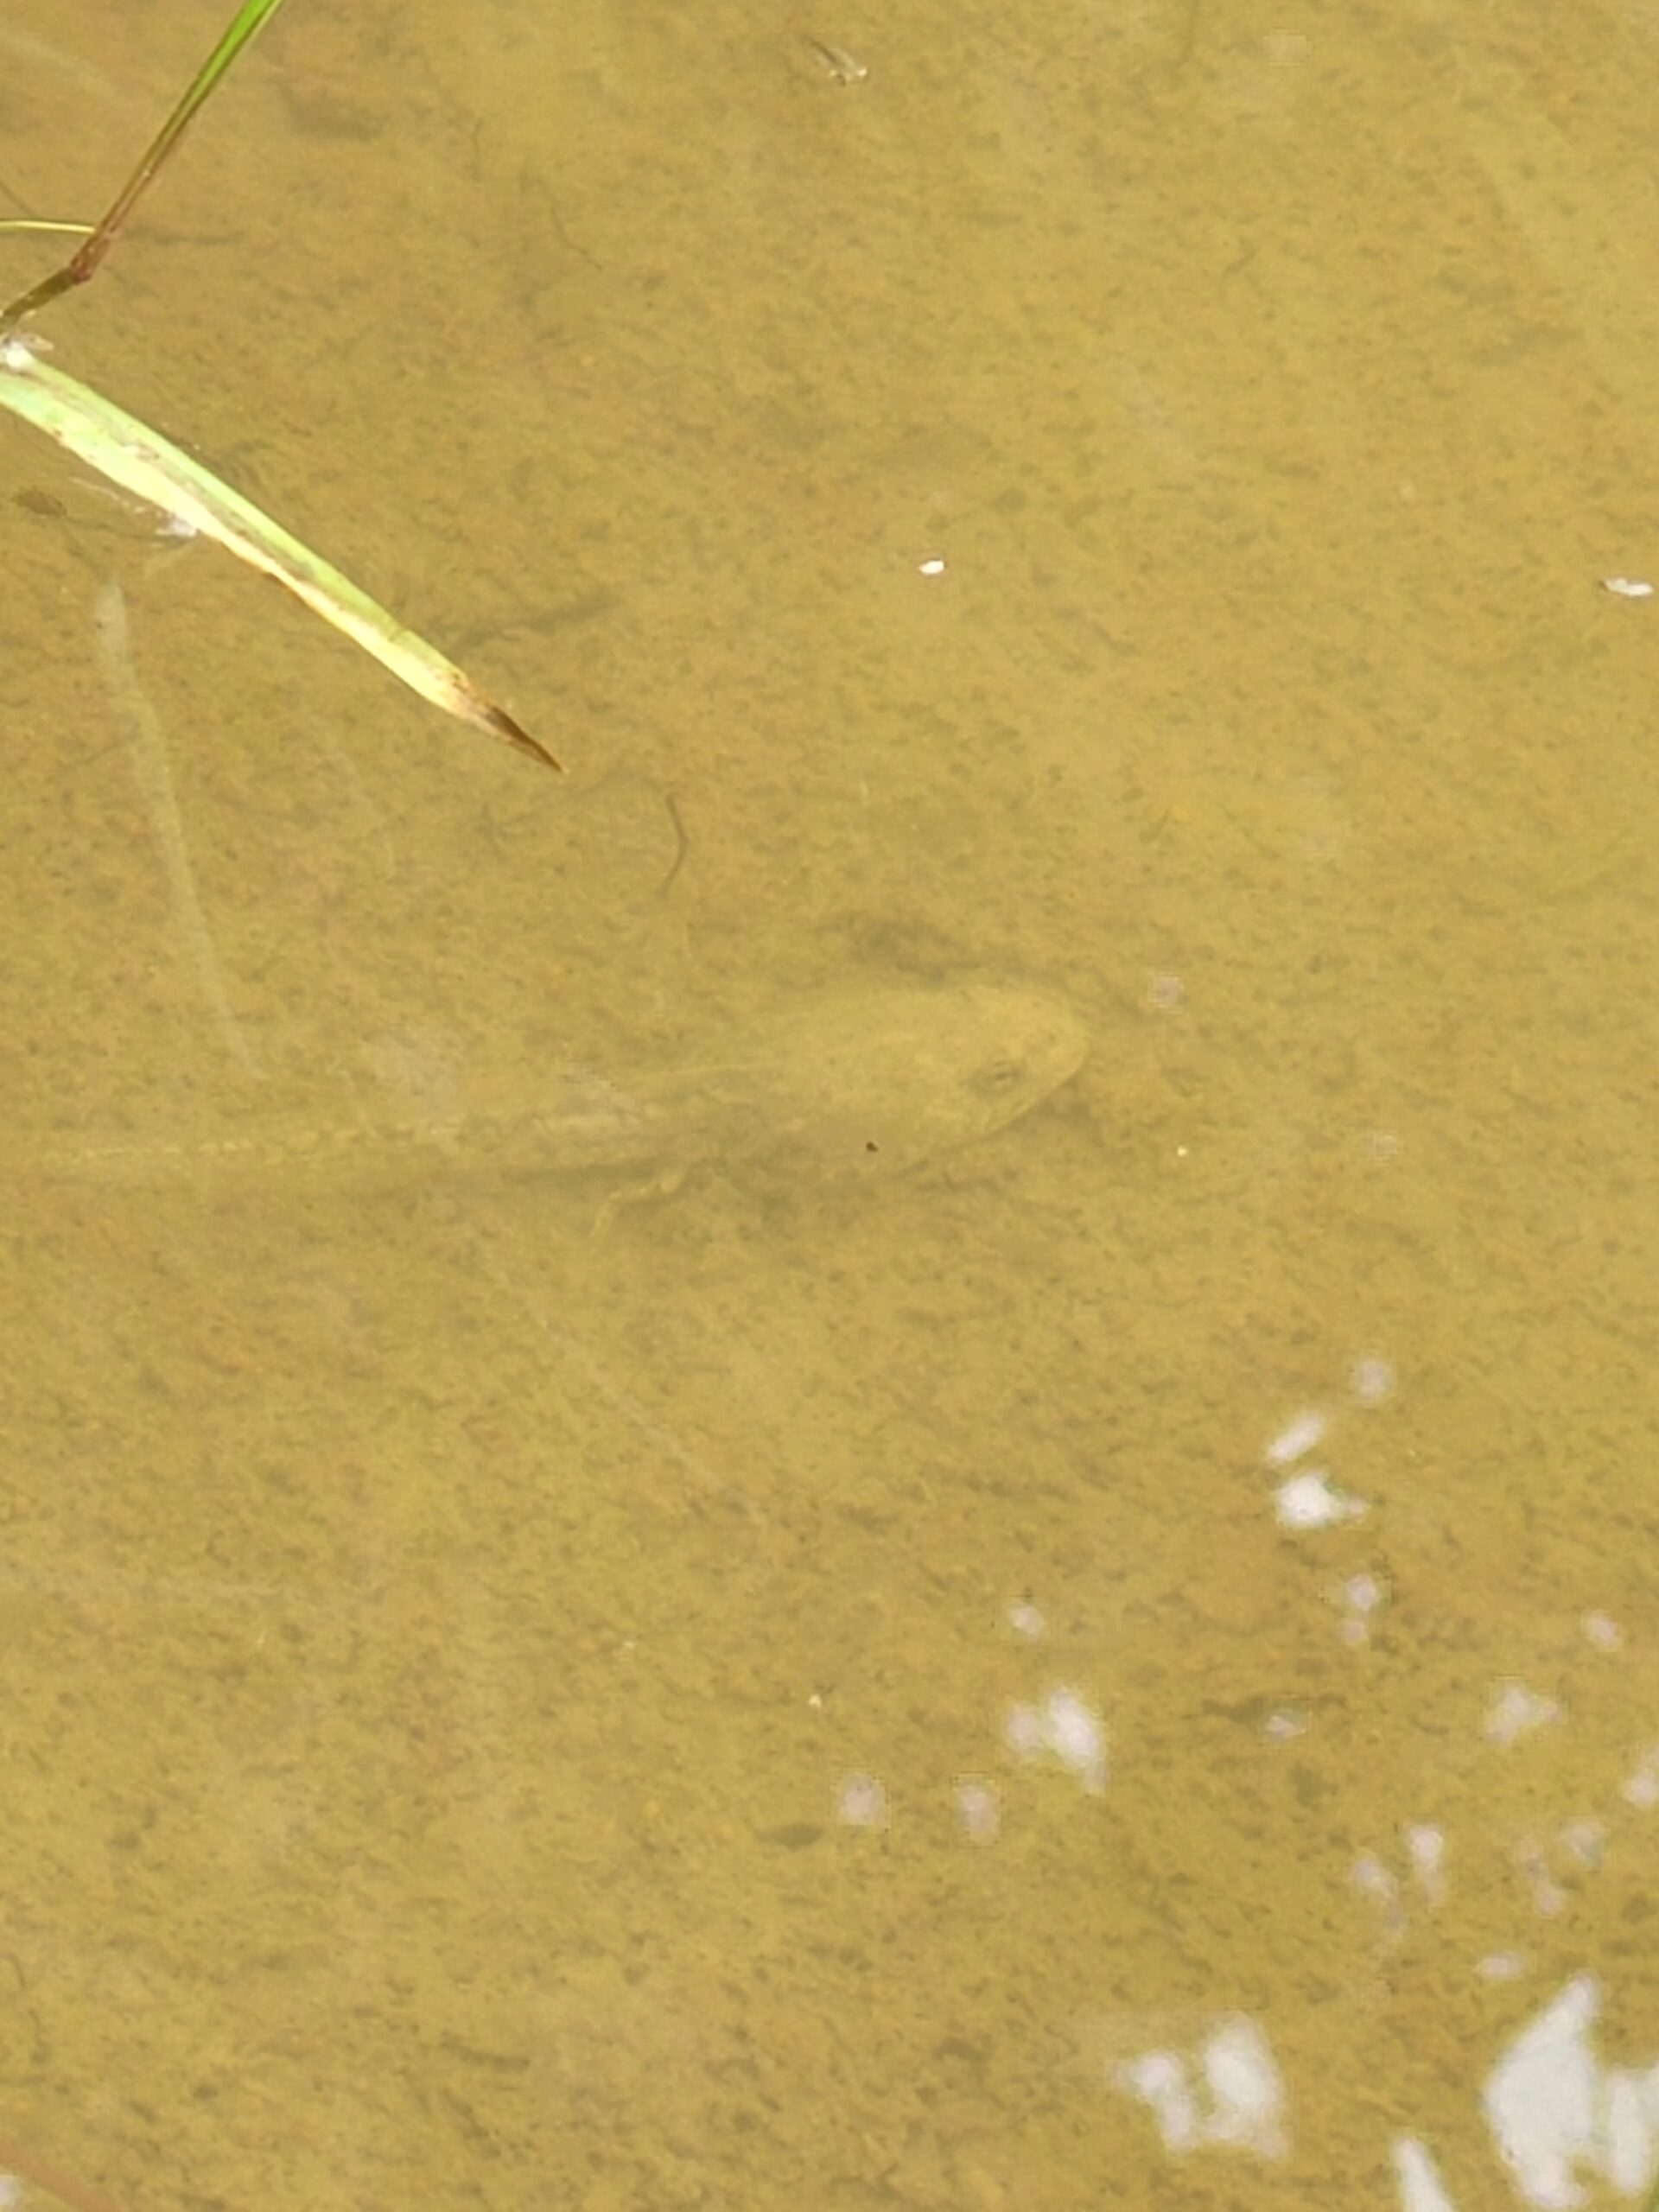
(1, 1, 1656, 2208)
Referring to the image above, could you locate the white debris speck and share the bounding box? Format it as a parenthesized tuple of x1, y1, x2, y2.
(1393, 2134, 1459, 2212)
(1600, 575, 1654, 597)
(836, 1773, 888, 1830)
(1114, 2018, 1287, 2161)
(0, 339, 36, 373)
(918, 556, 947, 576)
(1484, 1970, 1659, 2206)
(1351, 1354, 1396, 1406)
(1265, 1408, 1330, 1466)
(1600, 2066, 1656, 2197)
(1482, 1974, 1601, 2209)
(1200, 2017, 1289, 2158)
(1484, 1681, 1562, 1747)
(1353, 1851, 1400, 1900)
(1044, 1688, 1108, 1793)
(1334, 1571, 1387, 1646)
(1275, 1470, 1368, 1529)
(1353, 1850, 1395, 1896)
(954, 1777, 1001, 1843)
(1618, 1745, 1659, 1810)
(1556, 1820, 1605, 1872)
(1477, 1951, 1530, 1981)
(1581, 1611, 1623, 1652)
(1004, 1703, 1047, 1761)
(1007, 1599, 1046, 1643)
(1352, 1851, 1406, 1936)
(1005, 1686, 1108, 1795)
(1116, 2050, 1200, 2153)
(1514, 1838, 1567, 1919)
(1262, 1707, 1308, 1742)
(1405, 1823, 1447, 1904)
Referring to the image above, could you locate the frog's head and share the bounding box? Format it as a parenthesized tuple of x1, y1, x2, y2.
(894, 982, 1090, 1165)
(772, 980, 1089, 1178)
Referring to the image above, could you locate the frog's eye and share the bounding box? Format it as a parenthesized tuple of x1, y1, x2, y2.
(971, 1054, 1026, 1098)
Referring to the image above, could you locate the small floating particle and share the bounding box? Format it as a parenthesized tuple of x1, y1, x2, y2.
(1341, 1572, 1385, 1615)
(1264, 1408, 1329, 1467)
(1042, 1688, 1107, 1791)
(918, 556, 947, 575)
(836, 1772, 888, 1829)
(1404, 1822, 1447, 1904)
(1483, 1681, 1561, 1747)
(1352, 1851, 1400, 1910)
(1334, 1571, 1386, 1643)
(1005, 1686, 1107, 1794)
(1274, 1469, 1368, 1529)
(1512, 1836, 1567, 1916)
(1351, 1354, 1395, 1406)
(1198, 2018, 1288, 2158)
(1262, 1707, 1308, 1742)
(1619, 1745, 1659, 1809)
(1555, 1818, 1605, 1871)
(1600, 575, 1654, 597)
(1393, 2135, 1459, 2212)
(1113, 2019, 1287, 2161)
(1476, 1950, 1529, 1981)
(955, 1777, 1001, 1842)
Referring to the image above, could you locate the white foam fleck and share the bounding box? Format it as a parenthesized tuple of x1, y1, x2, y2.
(1264, 1408, 1329, 1465)
(1199, 2017, 1289, 2158)
(1484, 1681, 1562, 1747)
(836, 1773, 887, 1830)
(1477, 1952, 1530, 1982)
(1619, 1746, 1659, 1809)
(1005, 1687, 1107, 1795)
(1483, 1975, 1600, 2208)
(1113, 2018, 1287, 2161)
(954, 1778, 1000, 1843)
(1352, 1354, 1396, 1405)
(1405, 1823, 1447, 1904)
(1275, 1470, 1368, 1529)
(1394, 2134, 1459, 2212)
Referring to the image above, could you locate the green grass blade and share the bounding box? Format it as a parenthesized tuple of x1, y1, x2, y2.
(119, 0, 291, 183)
(0, 340, 557, 772)
(1, 0, 291, 331)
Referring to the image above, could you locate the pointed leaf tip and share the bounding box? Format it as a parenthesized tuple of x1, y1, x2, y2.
(484, 702, 562, 772)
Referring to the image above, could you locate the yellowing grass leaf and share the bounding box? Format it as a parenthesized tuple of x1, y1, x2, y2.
(0, 338, 557, 771)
